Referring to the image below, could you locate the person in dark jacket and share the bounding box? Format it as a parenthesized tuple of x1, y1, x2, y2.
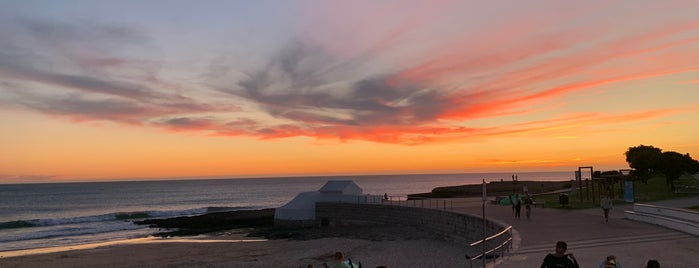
(541, 241, 579, 268)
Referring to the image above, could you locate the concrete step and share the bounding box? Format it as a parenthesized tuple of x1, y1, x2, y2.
(633, 203, 699, 222)
(513, 231, 689, 254)
(624, 203, 699, 236)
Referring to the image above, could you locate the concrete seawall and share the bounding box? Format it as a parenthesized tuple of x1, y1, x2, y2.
(315, 202, 511, 257)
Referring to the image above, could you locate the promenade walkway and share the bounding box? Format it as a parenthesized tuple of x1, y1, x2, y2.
(452, 196, 699, 267)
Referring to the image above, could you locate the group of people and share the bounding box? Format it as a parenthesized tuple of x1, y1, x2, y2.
(310, 244, 661, 268)
(541, 241, 660, 268)
(510, 190, 614, 222)
(510, 192, 534, 219)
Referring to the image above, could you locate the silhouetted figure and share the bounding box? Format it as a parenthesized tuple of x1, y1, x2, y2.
(598, 255, 622, 268)
(524, 194, 533, 219)
(600, 194, 613, 222)
(324, 251, 359, 268)
(541, 241, 579, 268)
(513, 193, 522, 219)
(645, 259, 660, 268)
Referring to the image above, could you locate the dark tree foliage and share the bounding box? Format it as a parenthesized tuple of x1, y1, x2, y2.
(684, 153, 699, 174)
(625, 145, 662, 182)
(625, 145, 699, 192)
(656, 151, 685, 191)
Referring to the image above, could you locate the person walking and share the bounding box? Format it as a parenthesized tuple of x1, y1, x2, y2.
(540, 241, 579, 268)
(524, 194, 533, 219)
(514, 193, 522, 219)
(600, 194, 613, 222)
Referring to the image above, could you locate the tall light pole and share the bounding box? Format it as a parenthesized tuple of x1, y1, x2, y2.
(482, 179, 486, 268)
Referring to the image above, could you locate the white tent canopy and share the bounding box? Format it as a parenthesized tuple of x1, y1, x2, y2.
(319, 180, 362, 195)
(275, 180, 364, 222)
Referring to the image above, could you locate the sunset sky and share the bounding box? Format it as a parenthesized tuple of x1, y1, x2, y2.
(1, 1, 698, 183)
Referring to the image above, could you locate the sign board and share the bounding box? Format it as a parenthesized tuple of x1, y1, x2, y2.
(624, 181, 634, 203)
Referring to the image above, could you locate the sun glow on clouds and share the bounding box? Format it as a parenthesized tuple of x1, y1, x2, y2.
(1, 1, 698, 181)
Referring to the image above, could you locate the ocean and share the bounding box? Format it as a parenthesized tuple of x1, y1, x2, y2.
(0, 171, 572, 253)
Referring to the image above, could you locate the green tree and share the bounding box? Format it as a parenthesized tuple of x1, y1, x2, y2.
(656, 151, 685, 192)
(628, 147, 699, 192)
(625, 145, 662, 182)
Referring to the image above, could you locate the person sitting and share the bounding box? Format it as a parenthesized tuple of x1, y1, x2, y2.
(540, 241, 579, 268)
(598, 255, 623, 268)
(645, 259, 660, 268)
(324, 251, 360, 268)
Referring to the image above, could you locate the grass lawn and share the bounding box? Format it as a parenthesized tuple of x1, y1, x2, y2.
(536, 173, 699, 209)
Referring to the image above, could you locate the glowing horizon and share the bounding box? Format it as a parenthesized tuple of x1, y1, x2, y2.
(1, 1, 698, 183)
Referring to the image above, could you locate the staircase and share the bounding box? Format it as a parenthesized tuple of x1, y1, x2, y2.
(624, 203, 699, 236)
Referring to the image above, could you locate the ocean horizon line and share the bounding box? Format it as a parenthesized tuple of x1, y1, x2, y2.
(1, 169, 590, 185)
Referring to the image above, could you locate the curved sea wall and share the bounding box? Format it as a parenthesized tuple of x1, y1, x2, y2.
(314, 202, 510, 246)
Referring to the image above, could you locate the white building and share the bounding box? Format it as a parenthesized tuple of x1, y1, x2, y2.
(274, 180, 365, 226)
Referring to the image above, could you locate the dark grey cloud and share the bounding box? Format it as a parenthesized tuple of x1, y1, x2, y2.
(155, 117, 215, 130)
(0, 17, 225, 126)
(17, 17, 147, 51)
(0, 17, 157, 99)
(1, 18, 454, 143)
(229, 41, 452, 129)
(0, 65, 161, 100)
(19, 93, 148, 122)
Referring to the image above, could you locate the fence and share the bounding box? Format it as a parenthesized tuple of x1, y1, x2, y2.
(356, 194, 455, 210)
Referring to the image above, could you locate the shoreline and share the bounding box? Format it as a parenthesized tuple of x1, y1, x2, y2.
(1, 180, 573, 256)
(0, 180, 574, 266)
(0, 234, 269, 259)
(0, 221, 470, 267)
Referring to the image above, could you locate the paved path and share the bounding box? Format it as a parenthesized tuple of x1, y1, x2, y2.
(451, 196, 699, 268)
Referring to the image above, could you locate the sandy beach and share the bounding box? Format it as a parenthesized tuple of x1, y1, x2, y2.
(0, 226, 470, 268)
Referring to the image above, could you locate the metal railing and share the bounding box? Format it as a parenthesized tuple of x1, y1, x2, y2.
(364, 195, 455, 210)
(354, 194, 512, 267)
(467, 226, 513, 267)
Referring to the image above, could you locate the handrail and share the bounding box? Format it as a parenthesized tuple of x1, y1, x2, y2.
(469, 226, 512, 247)
(468, 236, 512, 260)
(467, 226, 513, 264)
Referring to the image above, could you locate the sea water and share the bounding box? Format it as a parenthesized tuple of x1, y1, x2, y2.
(0, 172, 572, 252)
